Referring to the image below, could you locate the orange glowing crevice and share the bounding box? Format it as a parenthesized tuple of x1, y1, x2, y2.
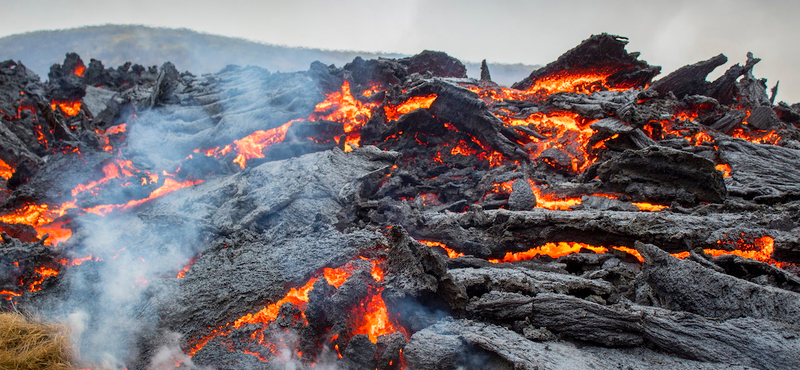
(488, 242, 607, 263)
(58, 254, 102, 267)
(0, 159, 14, 180)
(323, 265, 355, 288)
(228, 120, 295, 168)
(527, 180, 582, 210)
(361, 84, 384, 97)
(233, 278, 317, 330)
(176, 257, 198, 279)
(631, 202, 669, 212)
(50, 100, 82, 117)
(1, 290, 21, 301)
(611, 246, 644, 262)
(71, 159, 136, 197)
(73, 64, 86, 77)
(28, 266, 60, 292)
(187, 256, 405, 359)
(498, 111, 599, 173)
(351, 290, 404, 343)
(702, 236, 792, 267)
(0, 203, 75, 246)
(731, 128, 781, 145)
(715, 163, 732, 178)
(383, 95, 438, 121)
(95, 123, 127, 152)
(524, 69, 631, 96)
(122, 177, 204, 210)
(418, 240, 465, 259)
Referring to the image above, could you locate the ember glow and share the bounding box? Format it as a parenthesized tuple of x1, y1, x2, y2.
(527, 180, 582, 211)
(631, 202, 669, 212)
(0, 159, 13, 180)
(702, 236, 792, 268)
(715, 163, 732, 177)
(524, 69, 632, 96)
(383, 94, 437, 121)
(50, 100, 81, 117)
(187, 256, 405, 361)
(488, 242, 608, 263)
(350, 290, 404, 343)
(229, 120, 294, 168)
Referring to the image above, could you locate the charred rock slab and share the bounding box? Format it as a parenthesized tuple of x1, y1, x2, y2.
(651, 54, 727, 99)
(596, 146, 727, 205)
(636, 241, 800, 323)
(718, 137, 800, 203)
(512, 33, 660, 91)
(405, 319, 754, 370)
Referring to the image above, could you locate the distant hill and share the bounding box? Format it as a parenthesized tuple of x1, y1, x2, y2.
(0, 25, 537, 86)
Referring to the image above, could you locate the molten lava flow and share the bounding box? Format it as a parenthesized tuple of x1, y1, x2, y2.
(176, 257, 198, 279)
(418, 240, 465, 259)
(527, 180, 582, 210)
(0, 203, 74, 246)
(488, 242, 607, 263)
(50, 100, 81, 117)
(0, 159, 14, 180)
(731, 128, 782, 145)
(361, 84, 383, 97)
(323, 265, 356, 288)
(631, 202, 669, 212)
(310, 81, 380, 151)
(1, 290, 21, 301)
(28, 266, 59, 292)
(525, 69, 632, 96)
(122, 177, 204, 210)
(71, 159, 136, 197)
(611, 246, 644, 262)
(58, 254, 102, 267)
(715, 163, 732, 178)
(498, 111, 599, 173)
(95, 123, 127, 152)
(73, 64, 86, 77)
(350, 290, 403, 343)
(703, 236, 792, 267)
(229, 120, 295, 168)
(383, 95, 438, 121)
(187, 256, 406, 361)
(233, 279, 317, 330)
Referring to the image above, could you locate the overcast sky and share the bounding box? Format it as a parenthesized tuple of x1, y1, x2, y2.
(2, 0, 799, 102)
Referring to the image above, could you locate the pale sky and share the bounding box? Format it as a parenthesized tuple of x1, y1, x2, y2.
(2, 0, 799, 102)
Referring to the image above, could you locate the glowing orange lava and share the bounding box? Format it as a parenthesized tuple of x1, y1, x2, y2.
(383, 95, 438, 121)
(229, 120, 295, 168)
(1, 290, 21, 301)
(122, 177, 204, 210)
(524, 69, 632, 96)
(631, 202, 669, 212)
(50, 100, 81, 117)
(73, 64, 86, 77)
(351, 291, 403, 343)
(703, 236, 791, 267)
(715, 163, 732, 178)
(187, 256, 405, 360)
(176, 257, 198, 279)
(0, 159, 14, 180)
(527, 180, 582, 210)
(29, 266, 60, 292)
(488, 242, 607, 263)
(418, 240, 465, 259)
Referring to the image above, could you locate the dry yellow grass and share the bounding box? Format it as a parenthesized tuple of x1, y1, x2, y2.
(0, 312, 78, 370)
